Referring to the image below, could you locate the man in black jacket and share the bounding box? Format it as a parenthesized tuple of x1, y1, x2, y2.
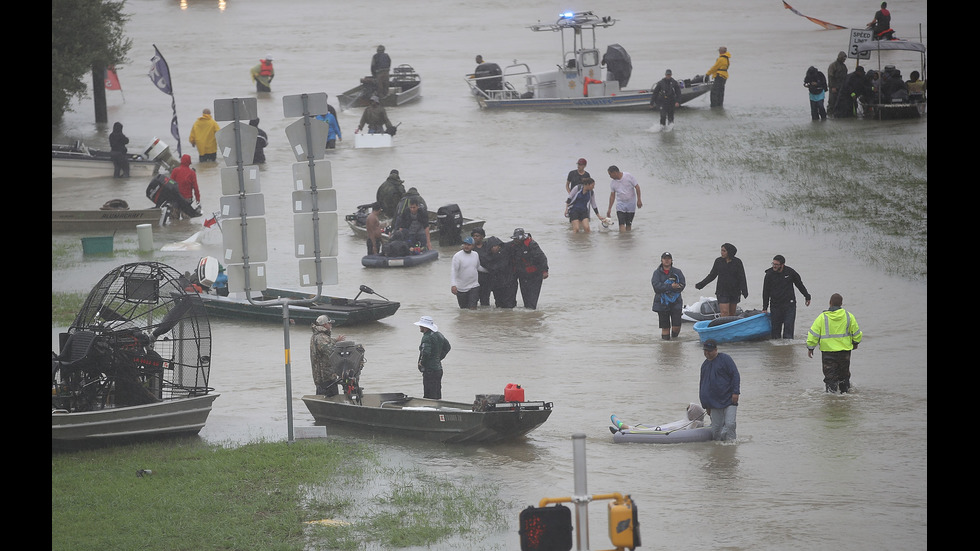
(650, 69, 682, 129)
(509, 228, 549, 309)
(762, 254, 811, 339)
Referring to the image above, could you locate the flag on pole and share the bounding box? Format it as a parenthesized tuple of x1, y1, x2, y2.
(203, 216, 218, 228)
(782, 1, 846, 30)
(104, 66, 122, 91)
(148, 45, 183, 156)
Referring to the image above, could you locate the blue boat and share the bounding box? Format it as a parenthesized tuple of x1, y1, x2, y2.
(692, 313, 771, 344)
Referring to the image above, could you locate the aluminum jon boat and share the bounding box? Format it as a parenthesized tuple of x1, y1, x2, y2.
(197, 285, 400, 325)
(52, 138, 177, 179)
(302, 392, 553, 444)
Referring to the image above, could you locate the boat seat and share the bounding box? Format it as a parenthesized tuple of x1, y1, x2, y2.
(59, 330, 97, 364)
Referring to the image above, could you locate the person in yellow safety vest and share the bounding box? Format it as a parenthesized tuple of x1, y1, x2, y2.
(806, 293, 863, 393)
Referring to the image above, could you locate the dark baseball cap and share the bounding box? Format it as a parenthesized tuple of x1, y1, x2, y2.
(702, 339, 718, 350)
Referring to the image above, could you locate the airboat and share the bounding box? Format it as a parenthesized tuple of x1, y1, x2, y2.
(52, 262, 218, 447)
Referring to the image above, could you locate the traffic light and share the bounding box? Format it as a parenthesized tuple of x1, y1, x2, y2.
(608, 494, 640, 549)
(519, 504, 573, 551)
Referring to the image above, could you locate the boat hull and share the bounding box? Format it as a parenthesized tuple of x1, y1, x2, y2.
(338, 64, 422, 110)
(362, 250, 438, 268)
(302, 393, 553, 443)
(477, 84, 711, 111)
(52, 155, 160, 179)
(52, 208, 163, 232)
(860, 100, 926, 120)
(52, 394, 219, 445)
(198, 287, 400, 325)
(612, 426, 714, 444)
(692, 313, 771, 344)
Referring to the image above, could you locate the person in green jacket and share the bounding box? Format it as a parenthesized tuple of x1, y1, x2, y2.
(807, 293, 863, 393)
(414, 316, 451, 399)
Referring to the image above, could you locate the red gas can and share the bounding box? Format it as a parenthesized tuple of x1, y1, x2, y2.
(504, 383, 525, 402)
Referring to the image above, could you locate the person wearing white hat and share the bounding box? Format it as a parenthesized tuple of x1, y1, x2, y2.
(310, 315, 345, 396)
(250, 54, 275, 92)
(414, 316, 451, 399)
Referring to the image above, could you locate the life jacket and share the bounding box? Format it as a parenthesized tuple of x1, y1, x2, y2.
(259, 60, 274, 76)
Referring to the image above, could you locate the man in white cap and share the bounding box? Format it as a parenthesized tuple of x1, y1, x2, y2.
(356, 94, 394, 135)
(451, 237, 481, 309)
(310, 315, 345, 396)
(251, 54, 274, 92)
(414, 316, 451, 399)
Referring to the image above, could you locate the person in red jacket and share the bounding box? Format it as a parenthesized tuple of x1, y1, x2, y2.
(170, 154, 201, 204)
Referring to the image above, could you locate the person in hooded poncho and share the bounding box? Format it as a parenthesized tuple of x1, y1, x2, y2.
(695, 243, 748, 317)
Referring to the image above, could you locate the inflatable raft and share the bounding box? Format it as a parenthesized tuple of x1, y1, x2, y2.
(361, 249, 438, 268)
(610, 409, 713, 444)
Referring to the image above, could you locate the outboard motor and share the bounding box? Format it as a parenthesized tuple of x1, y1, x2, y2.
(436, 204, 463, 246)
(145, 174, 201, 219)
(331, 340, 365, 403)
(474, 62, 503, 92)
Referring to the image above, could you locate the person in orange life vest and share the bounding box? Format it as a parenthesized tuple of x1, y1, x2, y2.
(251, 54, 274, 92)
(169, 154, 201, 205)
(508, 228, 549, 309)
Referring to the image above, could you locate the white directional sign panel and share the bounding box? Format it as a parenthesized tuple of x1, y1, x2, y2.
(220, 166, 261, 195)
(293, 213, 338, 258)
(221, 217, 268, 263)
(292, 189, 337, 213)
(298, 257, 339, 287)
(223, 263, 267, 294)
(220, 194, 266, 218)
(292, 159, 333, 190)
(216, 122, 259, 166)
(284, 118, 328, 162)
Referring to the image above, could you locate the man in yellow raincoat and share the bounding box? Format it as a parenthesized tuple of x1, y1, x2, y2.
(807, 293, 863, 393)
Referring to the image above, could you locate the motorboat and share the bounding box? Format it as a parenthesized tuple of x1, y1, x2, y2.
(345, 203, 485, 244)
(52, 204, 166, 232)
(692, 312, 771, 344)
(303, 390, 553, 444)
(52, 137, 177, 179)
(681, 296, 744, 322)
(52, 261, 218, 447)
(337, 64, 422, 111)
(53, 173, 201, 232)
(464, 11, 712, 110)
(855, 39, 927, 119)
(197, 284, 400, 325)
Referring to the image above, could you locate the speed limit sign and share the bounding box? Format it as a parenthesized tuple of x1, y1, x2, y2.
(848, 28, 873, 59)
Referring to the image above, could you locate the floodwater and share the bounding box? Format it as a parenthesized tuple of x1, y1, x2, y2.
(53, 1, 927, 549)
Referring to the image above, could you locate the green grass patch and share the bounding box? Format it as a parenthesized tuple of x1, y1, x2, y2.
(52, 438, 511, 550)
(52, 291, 86, 327)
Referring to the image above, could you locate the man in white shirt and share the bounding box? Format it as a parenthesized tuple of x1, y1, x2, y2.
(605, 165, 643, 232)
(451, 237, 481, 309)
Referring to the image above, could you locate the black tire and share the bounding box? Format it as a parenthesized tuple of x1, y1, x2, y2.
(708, 316, 742, 327)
